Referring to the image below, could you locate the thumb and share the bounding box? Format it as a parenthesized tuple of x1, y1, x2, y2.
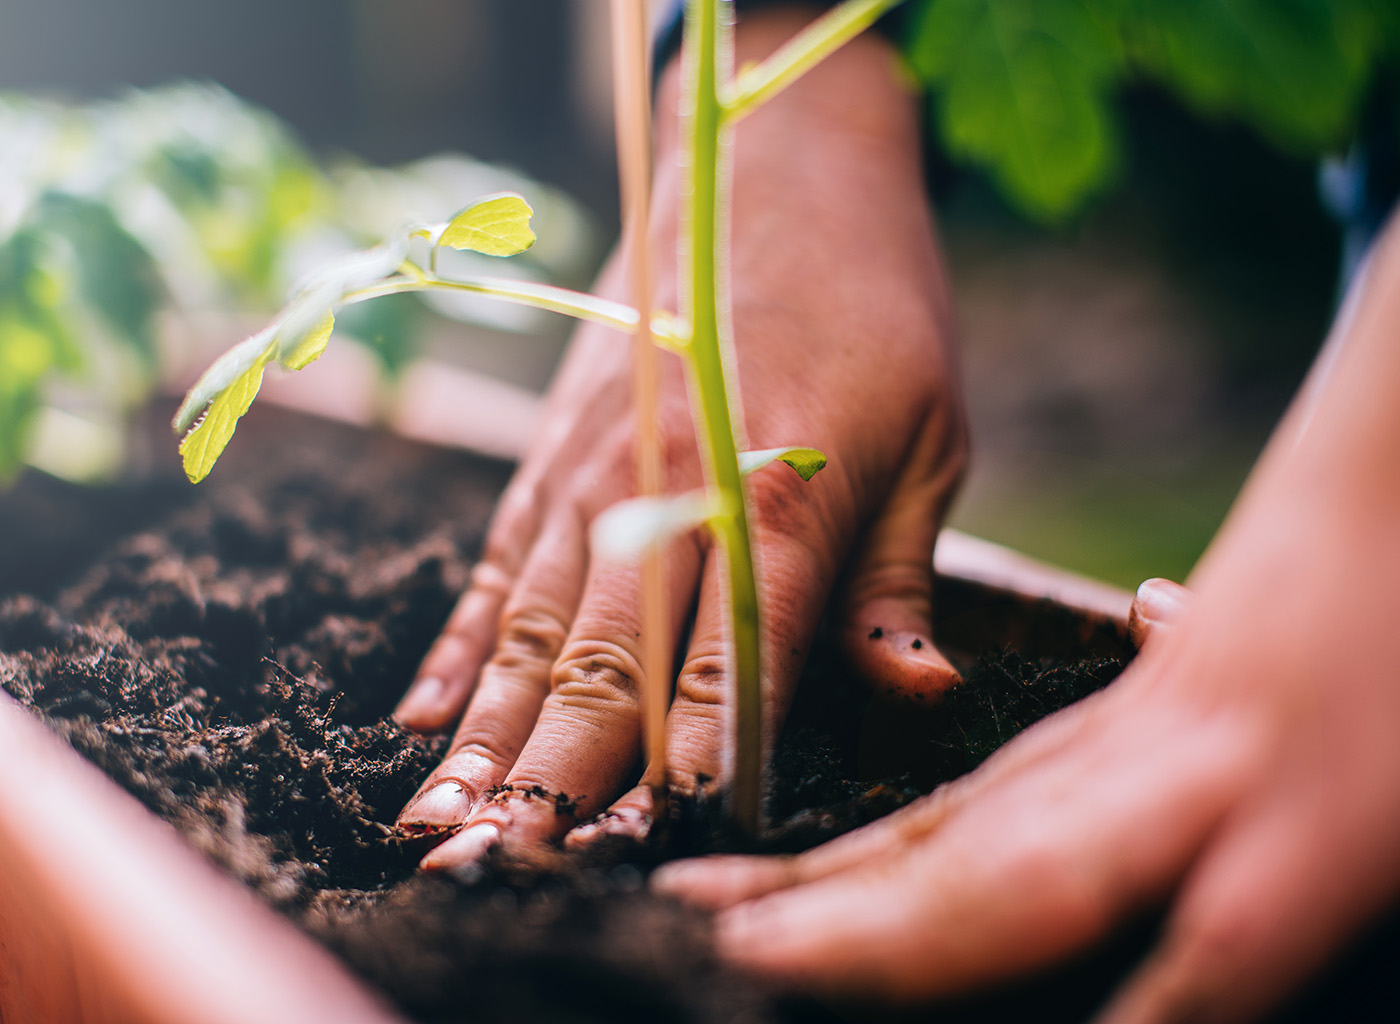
(1127, 577, 1193, 649)
(840, 428, 964, 703)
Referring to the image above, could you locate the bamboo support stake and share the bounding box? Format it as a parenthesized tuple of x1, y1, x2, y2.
(610, 0, 671, 822)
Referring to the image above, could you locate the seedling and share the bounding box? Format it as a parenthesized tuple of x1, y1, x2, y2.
(175, 0, 903, 835)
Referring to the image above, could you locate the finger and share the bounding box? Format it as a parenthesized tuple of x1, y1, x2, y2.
(426, 535, 705, 862)
(1127, 578, 1192, 650)
(662, 481, 848, 807)
(562, 559, 732, 850)
(395, 478, 543, 732)
(563, 783, 655, 849)
(841, 421, 965, 702)
(709, 697, 1255, 999)
(399, 513, 586, 834)
(653, 780, 967, 908)
(654, 642, 1124, 907)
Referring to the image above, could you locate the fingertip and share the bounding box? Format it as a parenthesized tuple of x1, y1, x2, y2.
(650, 858, 733, 907)
(847, 623, 960, 704)
(565, 788, 653, 850)
(394, 675, 457, 732)
(713, 894, 800, 972)
(1128, 578, 1192, 649)
(419, 821, 501, 879)
(652, 855, 797, 910)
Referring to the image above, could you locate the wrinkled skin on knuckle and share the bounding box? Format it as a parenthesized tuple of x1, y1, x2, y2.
(550, 642, 644, 708)
(440, 738, 516, 779)
(843, 558, 936, 613)
(675, 651, 729, 709)
(493, 606, 571, 668)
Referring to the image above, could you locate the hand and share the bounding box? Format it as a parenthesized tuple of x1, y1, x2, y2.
(392, 10, 967, 869)
(652, 216, 1400, 1023)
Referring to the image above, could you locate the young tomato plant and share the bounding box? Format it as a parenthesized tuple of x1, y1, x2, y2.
(175, 0, 903, 835)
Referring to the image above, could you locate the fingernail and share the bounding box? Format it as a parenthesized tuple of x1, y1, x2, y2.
(422, 822, 501, 879)
(395, 676, 447, 726)
(1135, 578, 1188, 625)
(400, 780, 471, 828)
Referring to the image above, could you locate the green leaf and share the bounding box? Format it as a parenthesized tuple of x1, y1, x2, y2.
(277, 310, 334, 370)
(1125, 0, 1371, 153)
(906, 0, 1123, 220)
(172, 328, 277, 436)
(177, 348, 271, 483)
(739, 446, 828, 481)
(437, 193, 536, 257)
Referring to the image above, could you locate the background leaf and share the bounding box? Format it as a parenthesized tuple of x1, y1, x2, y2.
(902, 0, 1396, 220)
(333, 292, 423, 377)
(907, 0, 1123, 220)
(35, 192, 164, 370)
(1124, 0, 1372, 153)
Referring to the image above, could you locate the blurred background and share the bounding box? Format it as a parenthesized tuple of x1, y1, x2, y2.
(1, 0, 1391, 589)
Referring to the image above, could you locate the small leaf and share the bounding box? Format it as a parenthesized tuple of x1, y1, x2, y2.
(739, 446, 828, 482)
(278, 309, 333, 370)
(171, 328, 277, 436)
(178, 349, 270, 483)
(591, 491, 719, 562)
(438, 193, 536, 257)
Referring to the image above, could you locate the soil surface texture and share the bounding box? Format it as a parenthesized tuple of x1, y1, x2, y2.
(3, 407, 1392, 1023)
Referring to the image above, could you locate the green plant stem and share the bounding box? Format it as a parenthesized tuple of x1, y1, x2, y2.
(341, 274, 642, 336)
(723, 0, 905, 122)
(684, 0, 763, 836)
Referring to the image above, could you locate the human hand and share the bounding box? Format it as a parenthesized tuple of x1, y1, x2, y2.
(393, 10, 967, 869)
(652, 216, 1400, 1023)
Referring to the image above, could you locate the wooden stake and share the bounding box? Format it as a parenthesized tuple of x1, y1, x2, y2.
(610, 0, 670, 825)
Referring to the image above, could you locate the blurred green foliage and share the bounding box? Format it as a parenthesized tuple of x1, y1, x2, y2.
(0, 84, 324, 482)
(0, 83, 593, 484)
(904, 0, 1400, 219)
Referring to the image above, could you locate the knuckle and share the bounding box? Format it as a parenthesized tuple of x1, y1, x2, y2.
(442, 737, 516, 777)
(849, 559, 934, 606)
(551, 643, 643, 706)
(493, 607, 571, 667)
(675, 653, 728, 708)
(468, 559, 514, 598)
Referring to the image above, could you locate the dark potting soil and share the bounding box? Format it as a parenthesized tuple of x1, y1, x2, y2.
(0, 406, 1170, 1024)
